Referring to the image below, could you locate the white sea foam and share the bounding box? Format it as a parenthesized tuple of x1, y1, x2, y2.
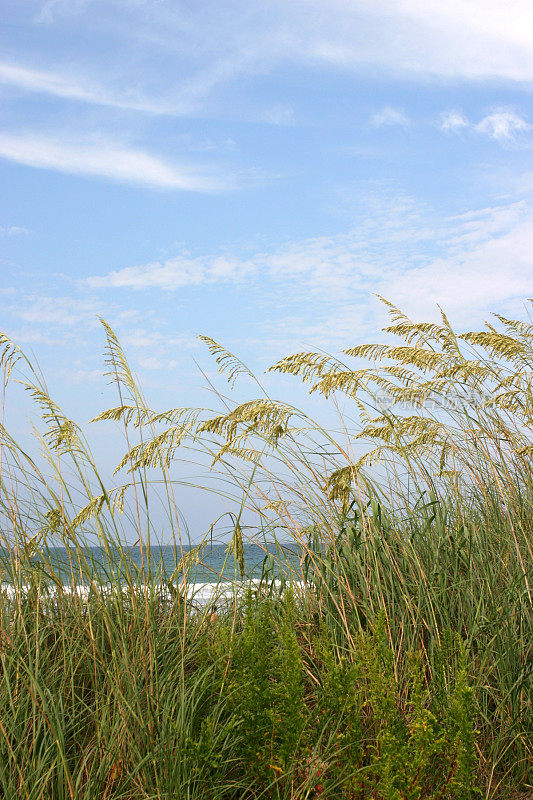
(0, 579, 299, 607)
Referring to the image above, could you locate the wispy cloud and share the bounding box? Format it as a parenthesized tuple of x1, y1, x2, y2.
(86, 194, 533, 342)
(280, 0, 533, 83)
(475, 110, 530, 141)
(0, 61, 181, 115)
(439, 108, 530, 144)
(439, 110, 469, 133)
(259, 105, 295, 126)
(7, 0, 533, 136)
(120, 329, 197, 351)
(120, 329, 197, 371)
(382, 207, 533, 321)
(0, 132, 234, 191)
(35, 0, 99, 25)
(370, 107, 410, 128)
(87, 254, 253, 291)
(11, 295, 102, 327)
(5, 290, 196, 374)
(0, 225, 33, 236)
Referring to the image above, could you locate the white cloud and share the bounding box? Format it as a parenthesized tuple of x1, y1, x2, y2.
(439, 110, 469, 133)
(274, 0, 533, 83)
(259, 105, 295, 125)
(370, 107, 410, 128)
(475, 110, 530, 141)
(382, 208, 533, 321)
(137, 355, 179, 371)
(438, 108, 530, 145)
(0, 61, 182, 115)
(86, 193, 533, 341)
(9, 192, 533, 358)
(64, 367, 104, 384)
(6, 293, 191, 366)
(87, 254, 253, 291)
(13, 296, 101, 327)
(3, 327, 65, 345)
(35, 0, 97, 24)
(0, 132, 232, 192)
(0, 225, 32, 236)
(120, 329, 197, 350)
(5, 0, 533, 134)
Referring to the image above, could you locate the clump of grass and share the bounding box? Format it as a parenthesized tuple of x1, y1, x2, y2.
(0, 300, 531, 798)
(0, 583, 477, 799)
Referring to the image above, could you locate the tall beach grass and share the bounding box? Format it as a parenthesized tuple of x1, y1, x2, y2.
(0, 300, 531, 798)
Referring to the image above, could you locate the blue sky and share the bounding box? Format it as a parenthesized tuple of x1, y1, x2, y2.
(1, 0, 533, 452)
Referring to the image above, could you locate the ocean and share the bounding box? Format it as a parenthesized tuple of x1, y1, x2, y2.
(0, 542, 304, 606)
(2, 541, 303, 585)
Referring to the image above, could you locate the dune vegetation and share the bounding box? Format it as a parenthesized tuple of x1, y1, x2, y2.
(0, 299, 531, 799)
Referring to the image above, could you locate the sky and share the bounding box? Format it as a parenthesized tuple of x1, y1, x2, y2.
(1, 1, 533, 504)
